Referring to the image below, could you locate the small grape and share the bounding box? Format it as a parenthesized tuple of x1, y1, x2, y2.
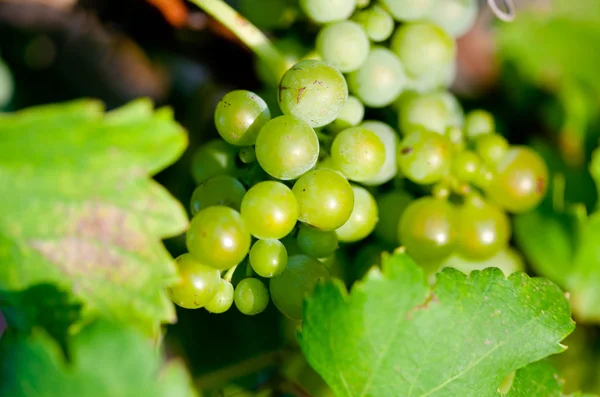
(328, 96, 365, 133)
(297, 224, 338, 258)
(299, 0, 356, 24)
(269, 255, 330, 319)
(451, 150, 480, 183)
(292, 169, 354, 231)
(255, 115, 319, 180)
(465, 109, 495, 140)
(486, 147, 549, 213)
(250, 239, 288, 278)
(238, 146, 256, 164)
(426, 0, 478, 38)
(398, 197, 457, 261)
(336, 186, 378, 243)
(397, 129, 451, 185)
(331, 126, 386, 182)
(214, 90, 270, 146)
(205, 279, 235, 314)
(352, 5, 394, 42)
(476, 134, 509, 166)
(379, 0, 438, 21)
(316, 21, 370, 73)
(359, 120, 400, 186)
(190, 140, 237, 184)
(398, 91, 463, 135)
(190, 175, 246, 215)
(168, 253, 221, 309)
(374, 190, 414, 247)
(240, 181, 299, 239)
(278, 60, 348, 128)
(234, 278, 269, 315)
(186, 206, 251, 270)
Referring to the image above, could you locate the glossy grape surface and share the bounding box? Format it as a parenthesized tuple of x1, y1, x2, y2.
(352, 5, 394, 42)
(316, 21, 370, 73)
(426, 0, 478, 38)
(168, 253, 221, 309)
(331, 126, 386, 181)
(190, 175, 246, 215)
(250, 239, 288, 278)
(214, 90, 271, 146)
(190, 140, 238, 184)
(476, 134, 509, 166)
(379, 0, 438, 21)
(234, 278, 269, 315)
(299, 0, 356, 23)
(397, 129, 451, 184)
(329, 95, 365, 132)
(336, 186, 378, 243)
(398, 91, 463, 135)
(359, 120, 400, 186)
(465, 109, 495, 140)
(296, 225, 338, 258)
(205, 279, 235, 314)
(451, 150, 480, 183)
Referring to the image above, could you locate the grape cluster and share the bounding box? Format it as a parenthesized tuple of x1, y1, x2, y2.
(168, 0, 549, 319)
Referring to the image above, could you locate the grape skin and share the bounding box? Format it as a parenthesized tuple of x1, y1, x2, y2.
(297, 225, 339, 258)
(336, 185, 378, 243)
(190, 140, 238, 184)
(359, 120, 400, 186)
(250, 239, 288, 278)
(316, 21, 370, 73)
(379, 0, 439, 21)
(299, 0, 356, 24)
(168, 254, 221, 309)
(352, 5, 394, 42)
(328, 95, 365, 133)
(214, 90, 271, 146)
(397, 129, 452, 185)
(205, 279, 235, 314)
(331, 126, 386, 182)
(190, 175, 246, 215)
(234, 278, 269, 315)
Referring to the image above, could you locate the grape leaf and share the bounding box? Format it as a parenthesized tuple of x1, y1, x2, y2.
(0, 100, 188, 333)
(0, 320, 197, 397)
(299, 252, 575, 397)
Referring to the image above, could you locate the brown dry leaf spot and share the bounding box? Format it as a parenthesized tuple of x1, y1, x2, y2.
(146, 0, 189, 28)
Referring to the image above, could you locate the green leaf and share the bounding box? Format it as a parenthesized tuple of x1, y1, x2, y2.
(299, 252, 575, 397)
(0, 320, 198, 397)
(0, 100, 188, 333)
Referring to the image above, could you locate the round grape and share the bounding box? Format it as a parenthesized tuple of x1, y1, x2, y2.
(352, 5, 394, 42)
(476, 134, 509, 166)
(316, 21, 370, 73)
(451, 150, 480, 183)
(299, 0, 356, 24)
(398, 91, 463, 135)
(250, 239, 288, 278)
(440, 247, 524, 276)
(336, 186, 378, 243)
(256, 36, 306, 87)
(297, 224, 338, 258)
(190, 175, 246, 215)
(426, 0, 478, 38)
(214, 90, 271, 146)
(359, 120, 400, 186)
(374, 190, 414, 247)
(465, 109, 495, 140)
(329, 95, 365, 133)
(190, 140, 238, 184)
(205, 279, 235, 314)
(234, 278, 269, 315)
(168, 253, 221, 309)
(331, 126, 386, 182)
(379, 0, 438, 21)
(397, 129, 451, 185)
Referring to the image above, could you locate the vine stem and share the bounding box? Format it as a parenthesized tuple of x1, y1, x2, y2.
(223, 264, 237, 282)
(187, 0, 287, 75)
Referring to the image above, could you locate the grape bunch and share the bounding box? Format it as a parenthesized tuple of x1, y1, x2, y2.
(168, 0, 549, 319)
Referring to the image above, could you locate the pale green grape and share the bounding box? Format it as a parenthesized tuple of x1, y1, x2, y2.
(397, 129, 451, 184)
(250, 239, 288, 278)
(256, 36, 306, 87)
(255, 115, 319, 180)
(278, 60, 348, 128)
(336, 186, 378, 243)
(451, 150, 480, 183)
(347, 47, 407, 108)
(316, 21, 370, 73)
(186, 206, 251, 270)
(427, 0, 478, 38)
(357, 0, 370, 7)
(374, 190, 414, 247)
(299, 0, 356, 23)
(439, 247, 525, 276)
(190, 175, 246, 215)
(234, 278, 269, 315)
(190, 140, 238, 184)
(214, 90, 270, 146)
(205, 279, 234, 314)
(269, 255, 330, 319)
(240, 181, 299, 239)
(379, 0, 439, 21)
(398, 91, 463, 135)
(465, 109, 495, 140)
(352, 5, 394, 42)
(359, 120, 400, 186)
(331, 126, 386, 181)
(328, 96, 365, 133)
(292, 169, 354, 231)
(296, 225, 338, 258)
(168, 253, 220, 309)
(476, 134, 509, 166)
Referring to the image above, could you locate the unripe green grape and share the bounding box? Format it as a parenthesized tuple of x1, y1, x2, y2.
(292, 169, 354, 231)
(347, 47, 407, 108)
(250, 239, 288, 278)
(241, 181, 299, 239)
(451, 150, 480, 182)
(316, 21, 370, 73)
(238, 146, 256, 164)
(398, 197, 457, 261)
(352, 5, 394, 42)
(256, 36, 306, 87)
(269, 255, 330, 319)
(336, 186, 378, 243)
(191, 140, 238, 184)
(476, 134, 509, 166)
(331, 126, 386, 182)
(299, 0, 356, 24)
(359, 120, 400, 186)
(205, 279, 234, 314)
(281, 234, 303, 257)
(296, 225, 338, 258)
(255, 115, 319, 180)
(328, 95, 365, 133)
(398, 91, 463, 135)
(239, 0, 298, 30)
(278, 60, 348, 128)
(190, 175, 246, 215)
(426, 0, 478, 38)
(214, 90, 271, 146)
(168, 253, 221, 309)
(379, 0, 438, 21)
(186, 206, 251, 270)
(234, 278, 269, 315)
(315, 156, 343, 176)
(465, 109, 495, 140)
(374, 190, 414, 247)
(486, 147, 549, 213)
(397, 129, 451, 185)
(357, 0, 370, 7)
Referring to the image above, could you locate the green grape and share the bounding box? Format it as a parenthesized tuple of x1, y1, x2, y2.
(397, 129, 451, 184)
(328, 95, 365, 133)
(292, 169, 354, 231)
(269, 255, 330, 319)
(439, 247, 525, 276)
(473, 164, 494, 189)
(336, 186, 378, 243)
(486, 147, 549, 213)
(379, 0, 438, 21)
(250, 239, 288, 278)
(456, 197, 511, 260)
(168, 253, 221, 309)
(239, 0, 298, 30)
(186, 206, 251, 270)
(190, 140, 238, 184)
(352, 5, 394, 42)
(296, 225, 338, 258)
(374, 190, 414, 247)
(451, 150, 480, 182)
(278, 60, 348, 128)
(238, 146, 256, 164)
(465, 109, 495, 140)
(0, 58, 14, 108)
(476, 134, 509, 166)
(359, 120, 400, 186)
(398, 91, 463, 135)
(331, 126, 386, 182)
(426, 0, 478, 38)
(240, 181, 299, 239)
(347, 47, 406, 108)
(281, 233, 303, 256)
(398, 197, 457, 261)
(255, 115, 319, 180)
(214, 90, 271, 146)
(315, 156, 343, 175)
(190, 175, 246, 215)
(390, 22, 455, 83)
(234, 278, 269, 315)
(357, 0, 370, 7)
(299, 0, 356, 24)
(205, 279, 234, 314)
(256, 36, 306, 87)
(316, 21, 370, 73)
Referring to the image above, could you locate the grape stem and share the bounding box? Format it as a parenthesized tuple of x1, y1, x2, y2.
(223, 264, 237, 282)
(187, 0, 287, 75)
